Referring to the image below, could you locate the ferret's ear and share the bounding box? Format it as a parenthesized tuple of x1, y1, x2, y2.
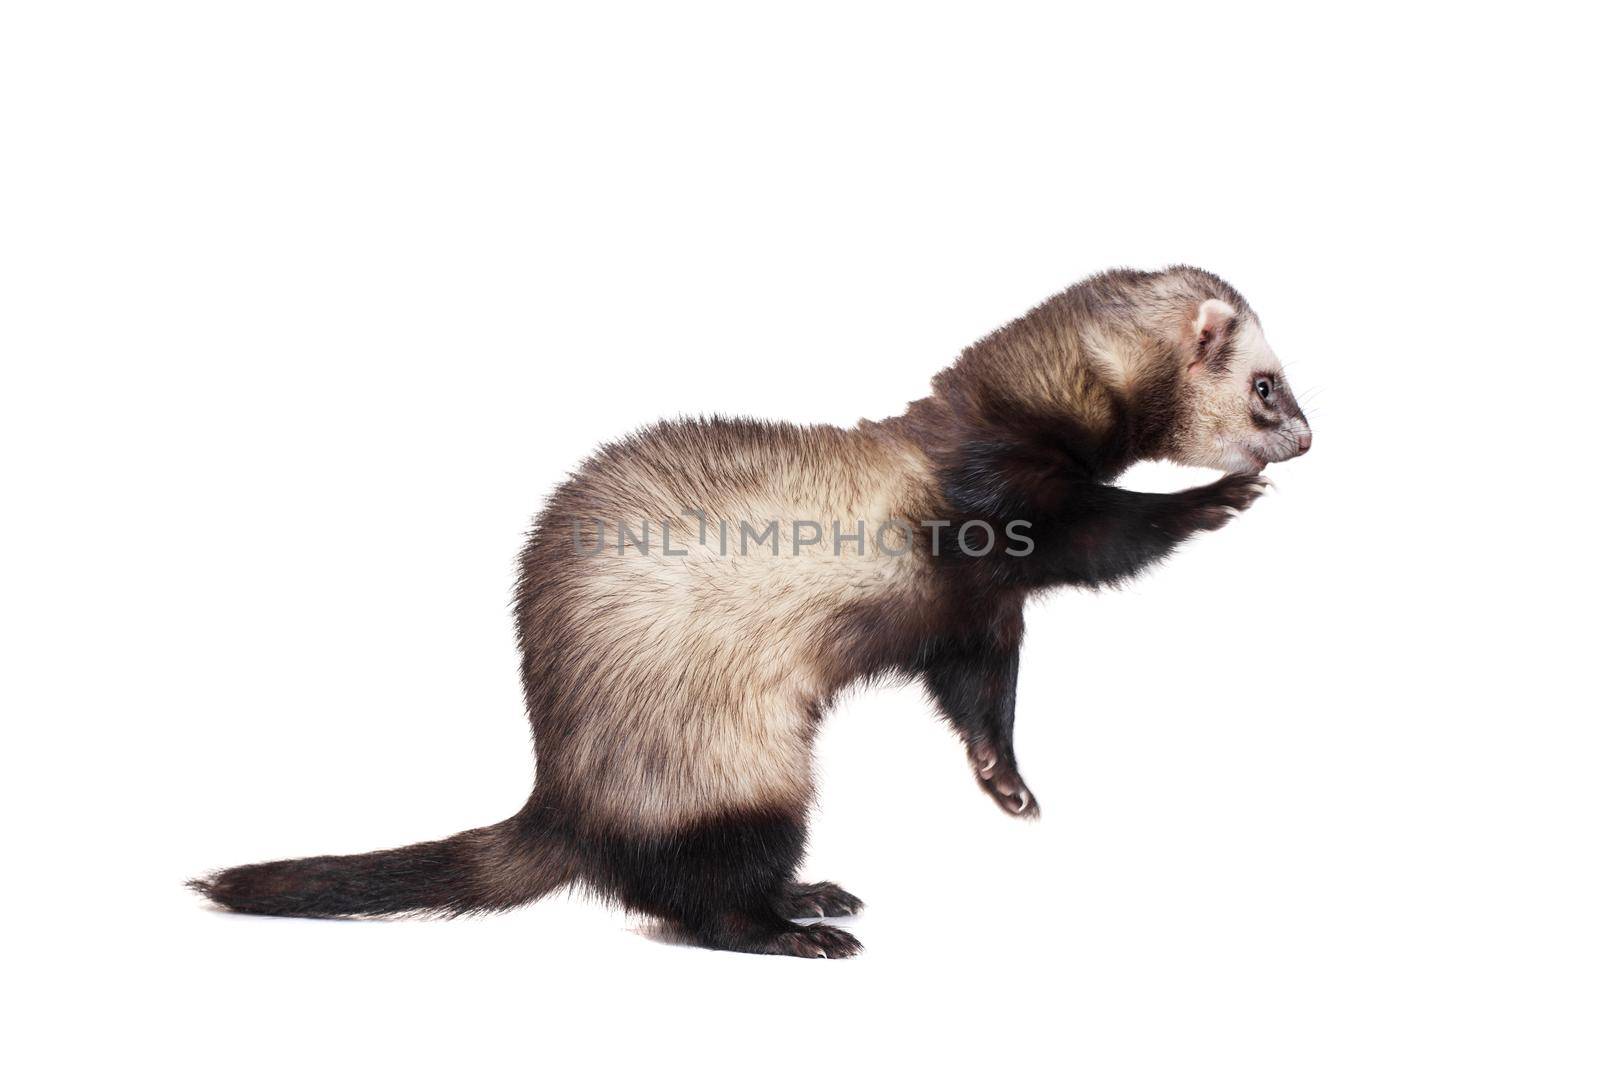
(1188, 298, 1236, 373)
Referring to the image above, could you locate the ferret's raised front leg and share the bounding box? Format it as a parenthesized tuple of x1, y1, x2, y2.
(1012, 473, 1268, 591)
(921, 608, 1038, 817)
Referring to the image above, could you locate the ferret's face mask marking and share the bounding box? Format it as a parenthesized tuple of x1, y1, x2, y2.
(1175, 299, 1312, 473)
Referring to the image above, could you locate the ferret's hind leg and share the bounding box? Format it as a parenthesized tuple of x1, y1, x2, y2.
(693, 909, 863, 959)
(592, 810, 862, 959)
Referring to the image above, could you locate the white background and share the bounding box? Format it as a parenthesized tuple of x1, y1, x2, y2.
(4, 3, 1596, 1064)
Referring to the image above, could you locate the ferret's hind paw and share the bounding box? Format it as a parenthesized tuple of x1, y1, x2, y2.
(770, 923, 863, 959)
(784, 880, 864, 918)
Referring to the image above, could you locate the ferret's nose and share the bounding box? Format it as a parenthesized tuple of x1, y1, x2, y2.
(1295, 432, 1313, 455)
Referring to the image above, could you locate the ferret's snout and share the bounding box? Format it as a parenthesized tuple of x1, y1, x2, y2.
(1295, 432, 1313, 455)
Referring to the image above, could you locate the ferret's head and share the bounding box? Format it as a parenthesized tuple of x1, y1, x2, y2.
(1167, 297, 1312, 474)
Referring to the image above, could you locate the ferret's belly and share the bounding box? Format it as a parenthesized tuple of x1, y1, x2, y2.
(554, 521, 921, 829)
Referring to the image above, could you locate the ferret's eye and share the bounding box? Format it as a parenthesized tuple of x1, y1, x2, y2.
(1254, 378, 1273, 401)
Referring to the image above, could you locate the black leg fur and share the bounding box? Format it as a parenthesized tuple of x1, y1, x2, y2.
(921, 604, 1036, 817)
(586, 810, 862, 958)
(999, 474, 1268, 590)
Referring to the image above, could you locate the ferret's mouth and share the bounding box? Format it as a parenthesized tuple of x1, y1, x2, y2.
(1237, 443, 1273, 472)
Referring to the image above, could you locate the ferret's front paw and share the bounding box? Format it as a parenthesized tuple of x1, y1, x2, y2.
(969, 743, 1040, 819)
(1183, 473, 1269, 531)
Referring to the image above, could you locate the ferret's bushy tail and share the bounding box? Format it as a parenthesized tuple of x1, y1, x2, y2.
(188, 797, 576, 918)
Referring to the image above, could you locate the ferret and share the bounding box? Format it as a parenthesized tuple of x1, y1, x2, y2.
(191, 266, 1312, 957)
